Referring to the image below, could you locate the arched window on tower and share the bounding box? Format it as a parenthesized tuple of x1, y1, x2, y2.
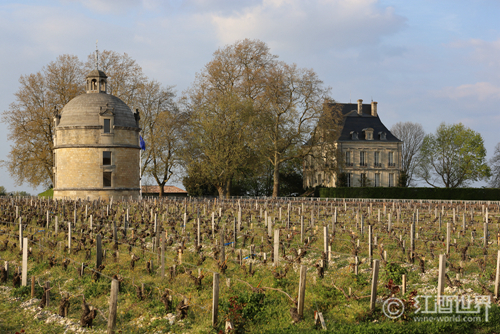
(91, 79, 97, 90)
(100, 79, 106, 92)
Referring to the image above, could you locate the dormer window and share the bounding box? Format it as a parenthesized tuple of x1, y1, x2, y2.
(379, 132, 387, 140)
(104, 119, 111, 133)
(363, 128, 374, 140)
(99, 103, 115, 135)
(350, 131, 358, 140)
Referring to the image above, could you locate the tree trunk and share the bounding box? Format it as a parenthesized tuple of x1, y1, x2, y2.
(217, 179, 231, 199)
(272, 162, 280, 198)
(159, 183, 165, 197)
(217, 186, 225, 198)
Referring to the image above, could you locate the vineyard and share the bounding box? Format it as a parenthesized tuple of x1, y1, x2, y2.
(1, 196, 500, 333)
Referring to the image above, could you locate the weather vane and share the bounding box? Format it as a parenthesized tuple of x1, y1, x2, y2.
(95, 39, 99, 70)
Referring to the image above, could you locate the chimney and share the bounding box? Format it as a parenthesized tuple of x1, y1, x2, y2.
(371, 101, 378, 117)
(357, 99, 363, 115)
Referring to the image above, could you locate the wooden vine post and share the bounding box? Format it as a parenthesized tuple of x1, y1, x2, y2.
(107, 279, 119, 334)
(368, 225, 373, 264)
(19, 217, 22, 251)
(495, 250, 500, 299)
(300, 216, 304, 243)
(31, 276, 35, 298)
(297, 265, 307, 320)
(22, 237, 28, 286)
(96, 234, 103, 268)
(161, 236, 165, 278)
(484, 223, 488, 248)
(274, 229, 279, 266)
(212, 272, 220, 327)
(410, 222, 415, 261)
(323, 226, 328, 254)
(370, 259, 380, 312)
(437, 254, 446, 301)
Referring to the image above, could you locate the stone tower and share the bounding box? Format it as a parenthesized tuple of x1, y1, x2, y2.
(52, 67, 141, 200)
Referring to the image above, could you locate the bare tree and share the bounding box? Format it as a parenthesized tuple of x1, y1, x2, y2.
(390, 121, 425, 186)
(183, 39, 335, 197)
(137, 80, 183, 197)
(259, 63, 334, 197)
(2, 55, 84, 188)
(181, 39, 274, 198)
(489, 143, 500, 188)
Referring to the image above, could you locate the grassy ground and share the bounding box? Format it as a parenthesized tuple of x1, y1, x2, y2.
(0, 298, 70, 333)
(1, 198, 500, 333)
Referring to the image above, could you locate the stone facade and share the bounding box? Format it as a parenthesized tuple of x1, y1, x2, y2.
(304, 100, 402, 188)
(53, 68, 141, 200)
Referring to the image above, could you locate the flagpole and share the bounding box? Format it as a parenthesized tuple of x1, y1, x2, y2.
(140, 150, 142, 200)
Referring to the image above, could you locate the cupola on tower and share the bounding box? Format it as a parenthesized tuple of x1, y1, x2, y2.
(52, 57, 141, 200)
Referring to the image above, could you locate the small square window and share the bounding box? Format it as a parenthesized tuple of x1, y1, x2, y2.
(103, 151, 111, 165)
(103, 172, 112, 187)
(104, 119, 111, 133)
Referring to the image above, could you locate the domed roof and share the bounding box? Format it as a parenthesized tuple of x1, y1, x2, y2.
(86, 69, 107, 79)
(58, 93, 138, 128)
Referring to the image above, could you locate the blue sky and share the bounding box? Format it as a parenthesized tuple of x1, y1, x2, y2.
(1, 0, 500, 193)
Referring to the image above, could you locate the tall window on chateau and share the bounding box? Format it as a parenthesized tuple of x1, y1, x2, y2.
(374, 152, 380, 167)
(346, 151, 351, 166)
(360, 151, 366, 166)
(388, 151, 394, 167)
(389, 173, 394, 187)
(104, 119, 111, 133)
(103, 172, 112, 187)
(375, 173, 380, 187)
(347, 173, 351, 187)
(103, 151, 111, 165)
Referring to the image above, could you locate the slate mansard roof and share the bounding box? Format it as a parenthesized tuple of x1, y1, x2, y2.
(335, 103, 401, 142)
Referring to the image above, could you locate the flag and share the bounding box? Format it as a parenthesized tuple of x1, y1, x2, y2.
(139, 135, 146, 151)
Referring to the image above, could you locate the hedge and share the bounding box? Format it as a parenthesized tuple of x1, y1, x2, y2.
(317, 187, 500, 201)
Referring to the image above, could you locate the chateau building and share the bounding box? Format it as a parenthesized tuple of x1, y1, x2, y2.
(303, 99, 402, 188)
(52, 67, 141, 200)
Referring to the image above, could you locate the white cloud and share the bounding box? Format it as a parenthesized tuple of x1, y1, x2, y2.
(210, 0, 406, 54)
(434, 82, 500, 101)
(63, 0, 142, 14)
(447, 38, 500, 80)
